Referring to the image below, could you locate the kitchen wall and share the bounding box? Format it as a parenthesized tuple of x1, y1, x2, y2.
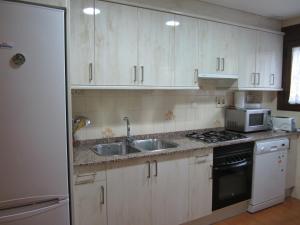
(72, 89, 233, 140)
(282, 16, 300, 27)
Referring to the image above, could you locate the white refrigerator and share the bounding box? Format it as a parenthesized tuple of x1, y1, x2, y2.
(0, 1, 70, 224)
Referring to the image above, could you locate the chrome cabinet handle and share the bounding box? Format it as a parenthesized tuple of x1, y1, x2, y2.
(134, 65, 137, 83)
(270, 74, 275, 85)
(216, 57, 220, 71)
(256, 73, 261, 85)
(88, 63, 93, 82)
(194, 69, 199, 84)
(251, 73, 256, 85)
(100, 186, 105, 205)
(141, 66, 144, 83)
(209, 165, 213, 180)
(153, 160, 158, 177)
(147, 161, 151, 179)
(221, 58, 225, 71)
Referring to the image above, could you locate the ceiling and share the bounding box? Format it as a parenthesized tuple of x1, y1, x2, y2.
(199, 0, 300, 20)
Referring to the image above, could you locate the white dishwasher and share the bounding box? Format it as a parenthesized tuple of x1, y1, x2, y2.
(248, 138, 289, 213)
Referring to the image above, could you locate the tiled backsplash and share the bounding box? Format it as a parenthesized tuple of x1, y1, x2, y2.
(72, 90, 233, 140)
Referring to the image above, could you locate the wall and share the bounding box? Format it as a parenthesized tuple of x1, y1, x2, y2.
(72, 90, 233, 140)
(282, 16, 300, 27)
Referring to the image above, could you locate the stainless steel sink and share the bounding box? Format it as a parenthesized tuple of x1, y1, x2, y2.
(131, 139, 179, 151)
(90, 142, 141, 156)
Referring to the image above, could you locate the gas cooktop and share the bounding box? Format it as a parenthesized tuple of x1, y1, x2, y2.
(186, 130, 247, 144)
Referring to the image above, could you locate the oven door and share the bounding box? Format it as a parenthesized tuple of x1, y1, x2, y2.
(245, 110, 271, 132)
(212, 160, 253, 211)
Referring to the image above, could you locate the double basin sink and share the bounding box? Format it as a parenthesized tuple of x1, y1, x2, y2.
(90, 139, 179, 156)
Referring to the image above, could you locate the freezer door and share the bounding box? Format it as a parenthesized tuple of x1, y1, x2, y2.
(0, 199, 69, 225)
(0, 1, 69, 208)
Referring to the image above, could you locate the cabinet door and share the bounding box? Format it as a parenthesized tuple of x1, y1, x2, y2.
(174, 15, 198, 87)
(199, 20, 222, 75)
(256, 31, 273, 88)
(74, 180, 107, 225)
(95, 1, 138, 86)
(222, 24, 239, 75)
(188, 152, 213, 221)
(70, 0, 94, 86)
(138, 9, 174, 87)
(106, 163, 152, 225)
(199, 21, 238, 76)
(270, 34, 283, 89)
(151, 158, 189, 225)
(286, 137, 298, 189)
(238, 28, 257, 89)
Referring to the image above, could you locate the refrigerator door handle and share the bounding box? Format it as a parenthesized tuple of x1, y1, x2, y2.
(0, 199, 68, 224)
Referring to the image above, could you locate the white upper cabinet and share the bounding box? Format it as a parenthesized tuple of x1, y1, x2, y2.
(238, 28, 257, 89)
(256, 31, 273, 88)
(138, 9, 175, 87)
(269, 34, 283, 89)
(94, 1, 138, 86)
(70, 0, 283, 90)
(199, 20, 239, 78)
(174, 15, 199, 87)
(238, 28, 283, 90)
(70, 0, 95, 86)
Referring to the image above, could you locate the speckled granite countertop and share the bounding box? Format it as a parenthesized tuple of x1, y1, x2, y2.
(73, 129, 299, 167)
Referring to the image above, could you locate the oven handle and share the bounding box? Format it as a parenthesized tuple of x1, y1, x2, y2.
(214, 161, 251, 171)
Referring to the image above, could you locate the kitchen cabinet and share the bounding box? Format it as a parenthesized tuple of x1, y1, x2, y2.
(151, 158, 189, 225)
(138, 9, 175, 87)
(106, 163, 152, 225)
(238, 28, 283, 90)
(70, 0, 95, 86)
(174, 15, 199, 87)
(188, 150, 213, 221)
(73, 172, 107, 225)
(70, 0, 283, 90)
(237, 28, 257, 89)
(286, 136, 298, 190)
(107, 157, 189, 225)
(198, 20, 239, 78)
(94, 1, 138, 86)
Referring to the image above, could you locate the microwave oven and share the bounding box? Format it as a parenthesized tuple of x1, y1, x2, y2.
(225, 108, 272, 133)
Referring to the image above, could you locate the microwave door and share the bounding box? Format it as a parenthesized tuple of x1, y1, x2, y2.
(246, 112, 267, 132)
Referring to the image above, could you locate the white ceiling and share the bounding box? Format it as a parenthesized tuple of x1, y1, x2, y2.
(199, 0, 300, 20)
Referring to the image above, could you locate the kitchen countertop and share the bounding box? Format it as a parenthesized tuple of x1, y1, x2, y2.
(73, 129, 299, 167)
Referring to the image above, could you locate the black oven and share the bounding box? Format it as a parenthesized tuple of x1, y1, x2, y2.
(212, 142, 254, 211)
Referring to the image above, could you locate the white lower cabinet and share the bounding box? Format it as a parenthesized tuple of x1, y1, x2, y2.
(106, 158, 189, 225)
(106, 163, 152, 225)
(74, 150, 213, 225)
(188, 150, 213, 221)
(73, 172, 107, 225)
(151, 158, 189, 225)
(286, 136, 298, 189)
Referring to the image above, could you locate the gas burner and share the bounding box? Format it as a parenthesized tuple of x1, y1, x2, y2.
(186, 130, 247, 143)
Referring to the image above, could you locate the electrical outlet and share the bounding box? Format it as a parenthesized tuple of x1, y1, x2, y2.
(216, 96, 226, 108)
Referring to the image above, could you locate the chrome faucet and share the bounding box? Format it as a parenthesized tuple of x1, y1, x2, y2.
(123, 116, 133, 142)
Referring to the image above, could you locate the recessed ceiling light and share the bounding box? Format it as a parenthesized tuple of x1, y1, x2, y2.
(83, 7, 100, 15)
(165, 20, 180, 27)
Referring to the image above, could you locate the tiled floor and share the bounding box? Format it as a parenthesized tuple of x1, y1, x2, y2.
(215, 198, 300, 225)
